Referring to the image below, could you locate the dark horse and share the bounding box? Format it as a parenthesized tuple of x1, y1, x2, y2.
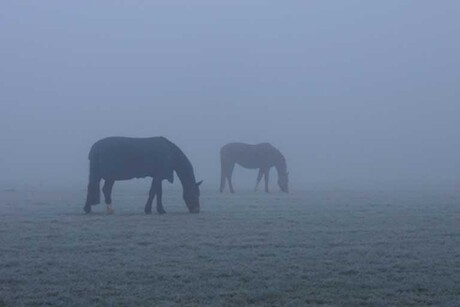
(84, 136, 202, 214)
(220, 142, 289, 193)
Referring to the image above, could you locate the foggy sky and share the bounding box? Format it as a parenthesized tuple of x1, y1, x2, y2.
(1, 1, 459, 191)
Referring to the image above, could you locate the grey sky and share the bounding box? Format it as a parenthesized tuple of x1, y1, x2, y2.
(1, 1, 459, 190)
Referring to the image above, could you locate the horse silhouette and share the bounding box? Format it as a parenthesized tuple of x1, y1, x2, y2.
(220, 142, 288, 193)
(84, 136, 202, 214)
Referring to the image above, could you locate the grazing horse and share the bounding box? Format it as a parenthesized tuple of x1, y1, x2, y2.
(84, 136, 202, 214)
(220, 142, 289, 193)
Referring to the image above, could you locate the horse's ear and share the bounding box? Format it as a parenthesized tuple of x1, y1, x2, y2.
(196, 180, 203, 187)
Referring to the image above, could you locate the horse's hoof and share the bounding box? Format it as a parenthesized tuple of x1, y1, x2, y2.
(145, 209, 152, 215)
(84, 206, 91, 214)
(157, 209, 166, 215)
(106, 205, 114, 214)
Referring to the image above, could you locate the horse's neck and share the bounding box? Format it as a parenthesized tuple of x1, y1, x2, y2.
(274, 155, 287, 177)
(171, 145, 196, 190)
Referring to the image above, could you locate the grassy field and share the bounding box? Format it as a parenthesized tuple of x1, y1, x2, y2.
(0, 187, 459, 306)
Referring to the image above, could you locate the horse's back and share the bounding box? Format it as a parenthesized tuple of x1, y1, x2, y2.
(221, 142, 275, 155)
(220, 142, 277, 168)
(89, 136, 174, 181)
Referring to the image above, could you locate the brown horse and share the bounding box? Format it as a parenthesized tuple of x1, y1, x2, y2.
(220, 142, 289, 193)
(84, 136, 202, 214)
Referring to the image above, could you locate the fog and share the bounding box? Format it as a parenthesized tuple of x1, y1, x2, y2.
(1, 1, 459, 191)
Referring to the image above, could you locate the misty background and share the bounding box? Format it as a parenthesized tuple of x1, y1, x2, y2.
(1, 1, 459, 191)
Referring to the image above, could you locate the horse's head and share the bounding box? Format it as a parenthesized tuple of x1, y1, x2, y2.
(278, 171, 289, 193)
(183, 180, 202, 213)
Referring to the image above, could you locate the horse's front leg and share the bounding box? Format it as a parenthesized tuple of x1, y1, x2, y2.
(145, 178, 156, 214)
(155, 179, 166, 214)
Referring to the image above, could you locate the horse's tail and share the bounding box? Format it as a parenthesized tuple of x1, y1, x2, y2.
(85, 152, 101, 206)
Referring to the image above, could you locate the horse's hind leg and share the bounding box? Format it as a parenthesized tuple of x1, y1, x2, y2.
(155, 179, 166, 214)
(227, 163, 236, 193)
(220, 157, 235, 193)
(84, 157, 101, 213)
(263, 168, 270, 193)
(145, 179, 156, 214)
(220, 170, 226, 193)
(255, 168, 263, 191)
(84, 176, 101, 213)
(102, 179, 115, 214)
(102, 180, 114, 204)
